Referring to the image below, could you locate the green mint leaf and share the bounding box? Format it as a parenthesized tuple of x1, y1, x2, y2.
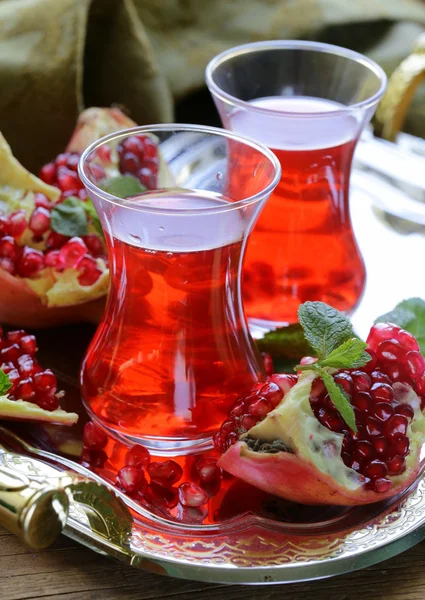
(375, 298, 425, 354)
(101, 175, 146, 199)
(298, 301, 354, 360)
(0, 369, 12, 396)
(319, 338, 371, 369)
(83, 198, 104, 239)
(318, 367, 357, 432)
(51, 197, 88, 237)
(256, 323, 314, 362)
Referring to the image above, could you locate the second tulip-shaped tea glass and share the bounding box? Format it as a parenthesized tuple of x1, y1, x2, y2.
(206, 41, 387, 327)
(78, 125, 280, 453)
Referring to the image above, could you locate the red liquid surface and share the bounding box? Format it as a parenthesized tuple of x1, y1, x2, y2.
(81, 192, 263, 443)
(231, 96, 366, 324)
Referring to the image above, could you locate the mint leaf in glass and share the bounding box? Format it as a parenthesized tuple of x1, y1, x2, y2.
(298, 301, 354, 360)
(51, 197, 88, 237)
(101, 175, 146, 199)
(375, 298, 425, 354)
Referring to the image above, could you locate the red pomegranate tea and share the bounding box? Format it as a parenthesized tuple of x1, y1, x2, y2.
(81, 191, 263, 445)
(231, 96, 365, 324)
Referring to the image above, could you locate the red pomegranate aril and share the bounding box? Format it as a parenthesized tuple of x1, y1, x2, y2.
(221, 419, 236, 435)
(363, 348, 377, 372)
(7, 369, 20, 395)
(142, 137, 158, 159)
(77, 255, 102, 286)
(88, 162, 105, 180)
(333, 372, 353, 395)
(0, 362, 14, 374)
(144, 157, 159, 174)
(46, 231, 68, 250)
(96, 144, 112, 162)
(44, 250, 62, 268)
(317, 408, 344, 432)
(29, 207, 51, 236)
(125, 444, 150, 469)
(55, 153, 70, 167)
(384, 363, 404, 382)
(78, 188, 88, 201)
(177, 504, 208, 524)
(8, 211, 27, 238)
(367, 323, 401, 347)
(352, 391, 374, 413)
(387, 455, 406, 476)
(59, 237, 88, 268)
(370, 382, 394, 403)
(365, 416, 384, 438)
(147, 482, 178, 509)
(270, 373, 298, 395)
(57, 169, 83, 192)
(195, 459, 222, 485)
(123, 136, 145, 156)
(178, 482, 208, 507)
(351, 371, 371, 392)
(373, 478, 392, 493)
(83, 421, 108, 451)
(353, 440, 376, 461)
(0, 344, 21, 362)
(371, 370, 391, 385)
(373, 403, 394, 422)
(261, 352, 274, 376)
(17, 247, 44, 277)
(353, 407, 366, 426)
(0, 257, 15, 274)
(227, 431, 239, 447)
(348, 457, 363, 472)
(117, 466, 147, 494)
(213, 430, 228, 453)
(397, 329, 420, 351)
(405, 351, 425, 380)
(147, 460, 183, 487)
(300, 356, 317, 366)
(39, 162, 56, 185)
(19, 334, 37, 356)
(17, 354, 35, 378)
(376, 339, 404, 362)
(261, 381, 284, 407)
(6, 330, 25, 343)
(384, 414, 409, 439)
(0, 236, 17, 259)
(392, 433, 410, 456)
(240, 413, 259, 430)
(364, 459, 388, 480)
(229, 401, 246, 418)
(248, 397, 273, 417)
(373, 437, 390, 458)
(33, 369, 57, 393)
(119, 152, 139, 175)
(33, 192, 52, 209)
(394, 404, 415, 420)
(138, 167, 156, 189)
(16, 378, 35, 402)
(36, 392, 59, 412)
(82, 235, 104, 257)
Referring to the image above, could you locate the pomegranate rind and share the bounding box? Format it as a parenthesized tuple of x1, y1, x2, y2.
(218, 371, 425, 505)
(0, 396, 78, 426)
(66, 108, 137, 153)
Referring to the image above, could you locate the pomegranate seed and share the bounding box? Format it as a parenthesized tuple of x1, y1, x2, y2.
(6, 330, 25, 343)
(229, 401, 246, 418)
(82, 234, 104, 257)
(18, 334, 37, 356)
(260, 381, 283, 407)
(333, 372, 353, 395)
(370, 382, 394, 403)
(117, 466, 147, 494)
(0, 362, 15, 374)
(367, 323, 401, 348)
(144, 158, 159, 174)
(376, 339, 404, 362)
(33, 192, 52, 209)
(81, 449, 107, 468)
(373, 478, 392, 493)
(373, 403, 394, 422)
(0, 236, 17, 259)
(397, 329, 420, 351)
(248, 397, 273, 417)
(352, 391, 373, 413)
(353, 440, 376, 461)
(147, 460, 183, 487)
(178, 482, 208, 507)
(138, 167, 156, 189)
(147, 483, 178, 509)
(384, 414, 409, 438)
(317, 408, 344, 432)
(39, 162, 56, 185)
(226, 431, 239, 447)
(125, 444, 150, 469)
(371, 370, 391, 384)
(56, 153, 70, 167)
(119, 152, 140, 174)
(384, 363, 404, 382)
(8, 211, 27, 238)
(417, 374, 425, 394)
(0, 344, 21, 362)
(387, 455, 406, 476)
(78, 188, 88, 201)
(17, 354, 35, 377)
(142, 137, 158, 159)
(221, 419, 236, 435)
(0, 215, 9, 236)
(57, 169, 83, 192)
(33, 369, 57, 393)
(17, 247, 44, 277)
(365, 416, 384, 437)
(405, 351, 425, 380)
(46, 231, 68, 249)
(16, 378, 35, 402)
(348, 457, 363, 472)
(270, 373, 298, 395)
(36, 392, 59, 411)
(363, 348, 377, 371)
(261, 352, 274, 376)
(195, 459, 222, 485)
(59, 237, 88, 268)
(123, 136, 145, 156)
(65, 153, 80, 171)
(44, 250, 62, 268)
(300, 356, 317, 365)
(29, 207, 51, 236)
(351, 371, 371, 392)
(89, 163, 105, 180)
(96, 144, 112, 162)
(177, 504, 208, 524)
(83, 422, 107, 451)
(394, 404, 415, 420)
(239, 413, 259, 430)
(364, 459, 388, 480)
(392, 433, 410, 456)
(77, 254, 102, 286)
(213, 431, 228, 453)
(0, 257, 15, 274)
(7, 369, 20, 395)
(373, 437, 390, 458)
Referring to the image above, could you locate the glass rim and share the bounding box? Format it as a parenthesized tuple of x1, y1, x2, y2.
(205, 39, 388, 118)
(78, 123, 281, 215)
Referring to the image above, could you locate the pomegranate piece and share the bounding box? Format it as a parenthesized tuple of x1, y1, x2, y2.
(216, 320, 425, 505)
(33, 193, 53, 209)
(125, 444, 151, 469)
(77, 255, 102, 286)
(117, 466, 147, 494)
(195, 458, 222, 486)
(83, 421, 108, 451)
(147, 460, 183, 487)
(0, 236, 17, 260)
(29, 207, 51, 236)
(39, 162, 57, 185)
(8, 211, 27, 238)
(147, 482, 179, 509)
(16, 247, 44, 277)
(178, 482, 209, 507)
(59, 237, 88, 269)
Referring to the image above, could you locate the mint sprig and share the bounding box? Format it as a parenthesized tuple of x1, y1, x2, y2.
(51, 196, 103, 240)
(0, 369, 12, 396)
(296, 301, 371, 432)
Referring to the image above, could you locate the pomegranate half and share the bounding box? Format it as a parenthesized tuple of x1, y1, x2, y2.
(217, 323, 425, 505)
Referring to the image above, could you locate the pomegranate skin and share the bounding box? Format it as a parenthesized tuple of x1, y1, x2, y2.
(66, 108, 137, 153)
(218, 440, 420, 506)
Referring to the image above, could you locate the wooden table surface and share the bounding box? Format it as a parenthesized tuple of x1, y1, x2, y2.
(0, 525, 424, 600)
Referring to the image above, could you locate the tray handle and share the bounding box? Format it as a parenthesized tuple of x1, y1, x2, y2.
(374, 33, 425, 141)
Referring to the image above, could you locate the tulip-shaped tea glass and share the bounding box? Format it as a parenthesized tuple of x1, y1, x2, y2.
(206, 41, 387, 326)
(78, 125, 280, 452)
